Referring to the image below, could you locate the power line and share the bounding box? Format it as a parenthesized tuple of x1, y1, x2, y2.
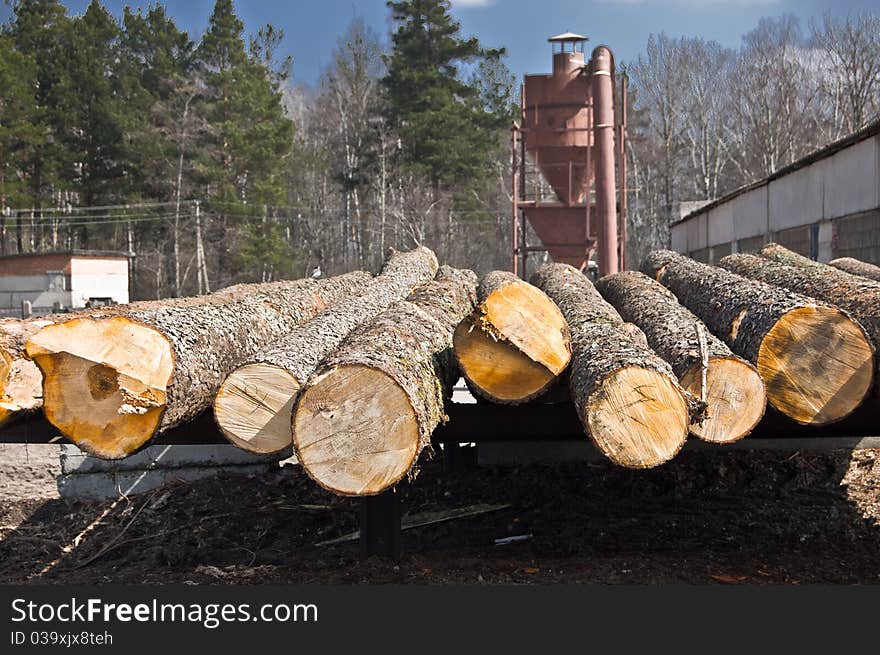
(8, 200, 182, 213)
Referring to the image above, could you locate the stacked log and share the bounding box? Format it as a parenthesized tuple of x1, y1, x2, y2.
(829, 257, 880, 282)
(213, 247, 438, 454)
(0, 279, 331, 428)
(292, 266, 477, 496)
(531, 263, 693, 468)
(0, 318, 57, 425)
(642, 249, 874, 426)
(759, 244, 880, 289)
(757, 243, 844, 272)
(453, 271, 571, 404)
(596, 271, 766, 443)
(718, 251, 880, 374)
(25, 271, 373, 459)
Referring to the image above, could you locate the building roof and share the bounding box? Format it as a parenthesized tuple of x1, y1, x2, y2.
(675, 116, 880, 226)
(548, 32, 588, 42)
(0, 249, 134, 261)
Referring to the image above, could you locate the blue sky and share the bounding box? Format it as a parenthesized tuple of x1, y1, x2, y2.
(6, 0, 879, 85)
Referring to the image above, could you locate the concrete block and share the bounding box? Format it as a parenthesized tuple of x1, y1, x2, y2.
(59, 443, 291, 475)
(57, 464, 273, 500)
(57, 443, 293, 500)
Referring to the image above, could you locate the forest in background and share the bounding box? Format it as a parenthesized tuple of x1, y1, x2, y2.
(0, 0, 878, 299)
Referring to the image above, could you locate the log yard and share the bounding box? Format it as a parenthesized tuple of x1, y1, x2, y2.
(1, 2, 880, 601)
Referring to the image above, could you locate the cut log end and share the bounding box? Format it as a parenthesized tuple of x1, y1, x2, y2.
(757, 306, 874, 425)
(679, 356, 766, 443)
(585, 366, 689, 468)
(214, 363, 301, 454)
(453, 319, 557, 403)
(25, 317, 174, 459)
(482, 279, 570, 375)
(293, 364, 420, 496)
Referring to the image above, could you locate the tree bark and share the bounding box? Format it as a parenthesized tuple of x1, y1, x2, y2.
(292, 266, 478, 496)
(453, 271, 571, 404)
(213, 247, 439, 454)
(0, 276, 357, 428)
(642, 249, 874, 426)
(595, 271, 765, 443)
(531, 263, 693, 468)
(829, 257, 880, 283)
(719, 251, 880, 389)
(25, 271, 373, 459)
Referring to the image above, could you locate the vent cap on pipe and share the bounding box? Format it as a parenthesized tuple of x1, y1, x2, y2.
(549, 32, 588, 53)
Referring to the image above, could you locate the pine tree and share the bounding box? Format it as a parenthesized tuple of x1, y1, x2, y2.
(382, 0, 509, 194)
(0, 35, 40, 214)
(119, 4, 195, 202)
(194, 0, 294, 284)
(7, 0, 70, 209)
(196, 0, 293, 205)
(56, 0, 127, 209)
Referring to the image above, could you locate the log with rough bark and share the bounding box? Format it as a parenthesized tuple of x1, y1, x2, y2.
(719, 252, 880, 383)
(829, 257, 880, 283)
(453, 271, 571, 404)
(25, 271, 373, 459)
(759, 243, 880, 290)
(531, 263, 693, 468)
(642, 249, 874, 426)
(595, 271, 766, 443)
(213, 247, 439, 454)
(292, 266, 478, 496)
(0, 279, 327, 428)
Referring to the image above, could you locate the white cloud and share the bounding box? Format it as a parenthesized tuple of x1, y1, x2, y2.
(451, 0, 495, 7)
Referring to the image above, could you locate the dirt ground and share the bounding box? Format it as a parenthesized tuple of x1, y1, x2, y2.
(1, 445, 880, 584)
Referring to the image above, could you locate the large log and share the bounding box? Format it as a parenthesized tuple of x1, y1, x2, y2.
(595, 271, 766, 443)
(531, 263, 692, 468)
(757, 243, 850, 273)
(642, 249, 874, 426)
(759, 243, 880, 289)
(0, 279, 332, 428)
(292, 266, 477, 496)
(213, 247, 438, 454)
(453, 271, 571, 404)
(25, 271, 373, 458)
(719, 251, 880, 381)
(829, 257, 880, 282)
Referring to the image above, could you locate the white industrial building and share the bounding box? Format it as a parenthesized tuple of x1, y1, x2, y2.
(672, 118, 880, 264)
(0, 250, 131, 317)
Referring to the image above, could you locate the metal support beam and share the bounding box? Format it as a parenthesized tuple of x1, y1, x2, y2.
(360, 487, 402, 560)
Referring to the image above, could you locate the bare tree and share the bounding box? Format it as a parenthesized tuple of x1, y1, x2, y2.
(628, 34, 689, 220)
(680, 39, 735, 200)
(726, 16, 822, 180)
(811, 13, 880, 136)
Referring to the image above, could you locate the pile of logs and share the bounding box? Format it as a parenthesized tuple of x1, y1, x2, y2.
(3, 244, 879, 497)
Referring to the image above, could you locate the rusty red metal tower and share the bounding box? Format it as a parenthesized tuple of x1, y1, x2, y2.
(512, 33, 627, 278)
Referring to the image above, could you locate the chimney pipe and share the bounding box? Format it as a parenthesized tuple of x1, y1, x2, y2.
(591, 45, 619, 276)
